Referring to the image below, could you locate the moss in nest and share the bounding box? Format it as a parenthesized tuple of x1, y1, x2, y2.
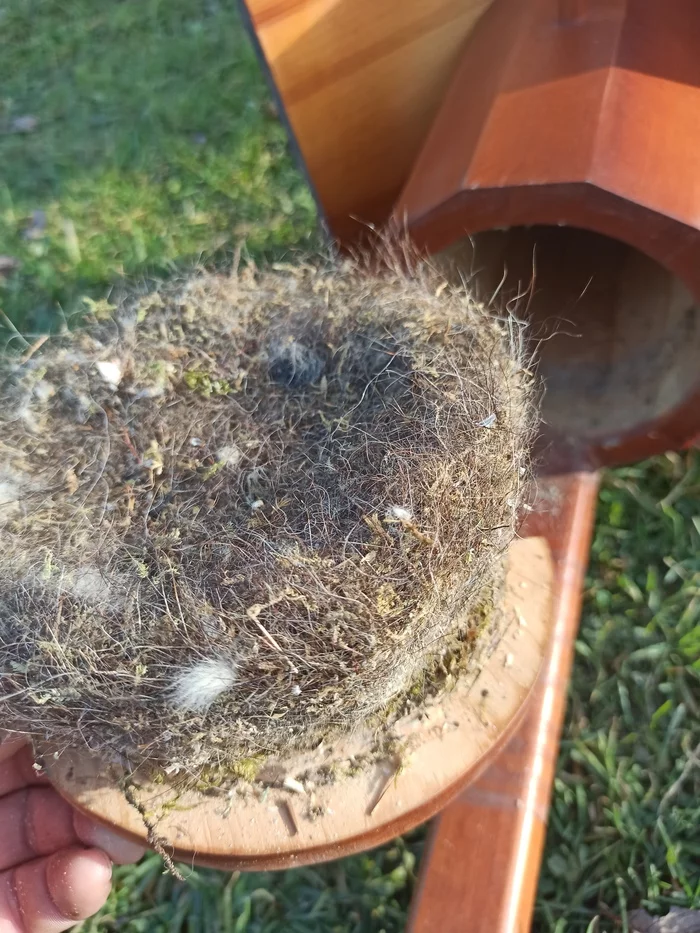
(183, 369, 233, 398)
(0, 246, 535, 776)
(194, 757, 266, 789)
(371, 581, 501, 727)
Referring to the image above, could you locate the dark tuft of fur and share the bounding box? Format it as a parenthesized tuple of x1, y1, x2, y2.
(267, 338, 325, 388)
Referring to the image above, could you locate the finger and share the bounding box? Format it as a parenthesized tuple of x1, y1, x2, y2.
(0, 747, 47, 798)
(0, 787, 145, 871)
(0, 847, 112, 933)
(73, 812, 145, 865)
(0, 739, 144, 864)
(0, 787, 82, 872)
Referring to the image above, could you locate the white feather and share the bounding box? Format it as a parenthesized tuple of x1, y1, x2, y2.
(169, 657, 237, 713)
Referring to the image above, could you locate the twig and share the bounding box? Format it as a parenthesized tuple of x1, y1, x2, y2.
(367, 760, 401, 816)
(121, 427, 141, 461)
(122, 781, 185, 880)
(20, 333, 49, 363)
(246, 599, 298, 672)
(405, 521, 434, 547)
(278, 799, 298, 836)
(247, 607, 284, 653)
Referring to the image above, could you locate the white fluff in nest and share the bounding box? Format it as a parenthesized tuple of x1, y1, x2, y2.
(0, 468, 28, 526)
(95, 360, 123, 388)
(216, 444, 242, 469)
(169, 658, 238, 713)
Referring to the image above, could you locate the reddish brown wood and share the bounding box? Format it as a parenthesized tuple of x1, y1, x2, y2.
(397, 0, 700, 469)
(240, 0, 498, 241)
(407, 471, 599, 933)
(242, 0, 700, 471)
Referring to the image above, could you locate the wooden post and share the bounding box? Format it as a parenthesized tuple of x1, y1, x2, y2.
(406, 473, 599, 933)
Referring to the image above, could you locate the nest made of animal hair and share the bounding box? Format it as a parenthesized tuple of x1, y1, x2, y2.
(0, 249, 535, 776)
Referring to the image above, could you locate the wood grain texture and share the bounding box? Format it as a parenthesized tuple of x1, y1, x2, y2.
(407, 471, 600, 933)
(398, 0, 700, 468)
(47, 533, 553, 870)
(240, 0, 497, 241)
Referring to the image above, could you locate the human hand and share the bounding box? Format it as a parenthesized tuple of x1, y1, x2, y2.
(0, 737, 145, 932)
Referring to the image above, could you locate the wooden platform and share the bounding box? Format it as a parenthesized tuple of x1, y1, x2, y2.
(48, 527, 553, 870)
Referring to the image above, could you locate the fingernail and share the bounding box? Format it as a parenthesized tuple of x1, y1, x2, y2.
(47, 847, 112, 920)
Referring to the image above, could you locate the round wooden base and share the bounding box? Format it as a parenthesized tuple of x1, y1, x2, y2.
(46, 535, 553, 870)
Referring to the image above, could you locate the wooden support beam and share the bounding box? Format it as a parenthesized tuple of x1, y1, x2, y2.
(407, 472, 600, 933)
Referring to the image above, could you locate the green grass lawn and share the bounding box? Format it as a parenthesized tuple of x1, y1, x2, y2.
(0, 0, 316, 335)
(2, 2, 699, 930)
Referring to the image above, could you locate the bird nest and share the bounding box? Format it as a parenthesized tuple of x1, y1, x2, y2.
(0, 251, 535, 777)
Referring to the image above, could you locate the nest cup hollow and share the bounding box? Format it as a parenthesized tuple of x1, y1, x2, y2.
(436, 227, 700, 454)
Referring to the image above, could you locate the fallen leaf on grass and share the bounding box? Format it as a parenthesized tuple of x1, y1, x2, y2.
(263, 99, 279, 120)
(10, 115, 39, 133)
(630, 908, 700, 933)
(62, 218, 81, 263)
(23, 209, 47, 240)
